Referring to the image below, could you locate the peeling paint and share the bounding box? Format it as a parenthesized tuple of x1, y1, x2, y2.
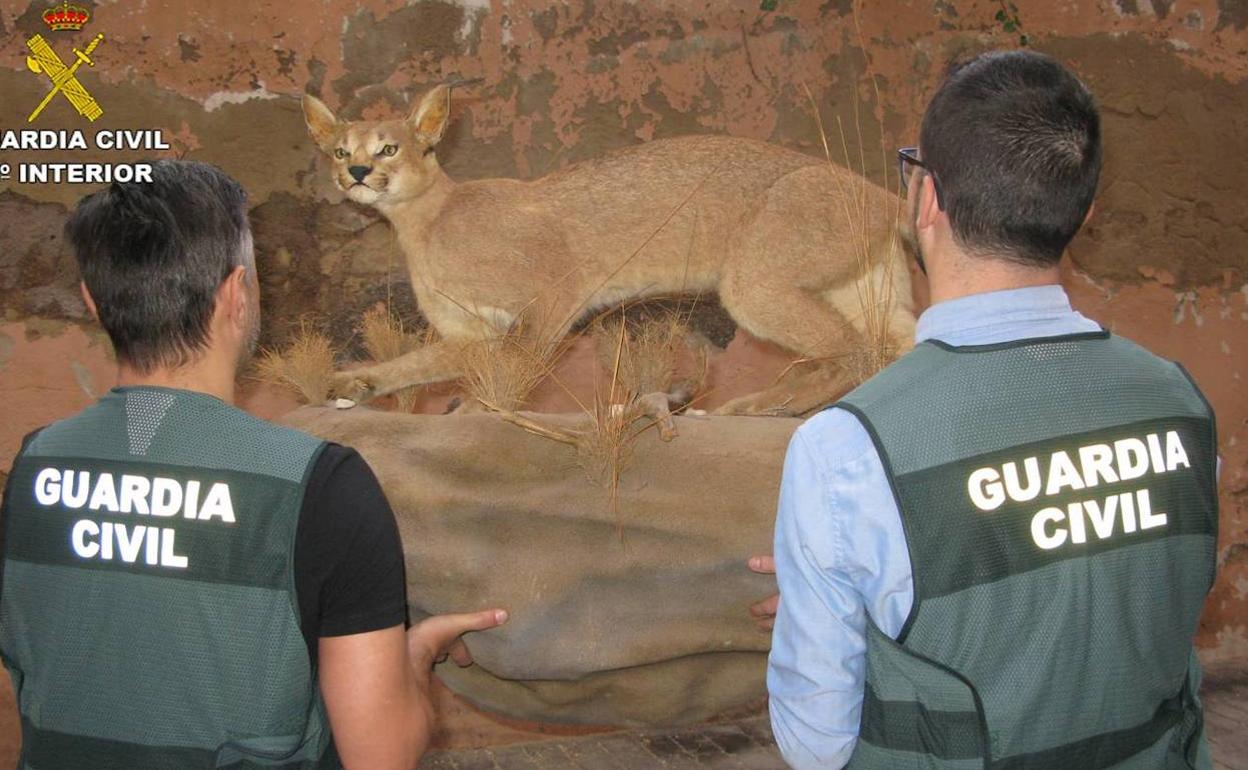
(202, 85, 280, 112)
(1173, 291, 1204, 326)
(1210, 625, 1248, 663)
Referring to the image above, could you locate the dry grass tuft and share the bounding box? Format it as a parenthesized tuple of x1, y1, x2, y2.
(485, 313, 674, 523)
(456, 309, 572, 414)
(254, 318, 337, 404)
(359, 303, 425, 361)
(574, 322, 655, 527)
(592, 312, 684, 397)
(580, 316, 640, 508)
(577, 393, 642, 517)
(358, 303, 430, 412)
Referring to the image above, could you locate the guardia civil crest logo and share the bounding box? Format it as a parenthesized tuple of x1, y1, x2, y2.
(24, 2, 105, 123)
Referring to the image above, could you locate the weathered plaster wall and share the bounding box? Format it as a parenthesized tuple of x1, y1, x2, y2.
(1, 0, 1245, 750)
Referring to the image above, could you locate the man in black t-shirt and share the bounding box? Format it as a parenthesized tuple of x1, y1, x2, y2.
(0, 160, 505, 769)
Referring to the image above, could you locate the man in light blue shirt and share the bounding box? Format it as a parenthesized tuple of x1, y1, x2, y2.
(767, 287, 1101, 769)
(765, 50, 1216, 769)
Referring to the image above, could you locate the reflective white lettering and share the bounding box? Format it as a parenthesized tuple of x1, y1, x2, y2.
(62, 470, 89, 509)
(968, 467, 1005, 511)
(34, 468, 61, 505)
(1068, 501, 1087, 544)
(88, 472, 119, 512)
(1078, 444, 1119, 487)
(1046, 451, 1085, 495)
(115, 524, 145, 563)
(1083, 495, 1118, 540)
(160, 529, 188, 569)
(150, 477, 182, 517)
(1164, 431, 1190, 472)
(1120, 490, 1137, 533)
(1138, 488, 1167, 531)
(39, 468, 241, 569)
(198, 482, 235, 523)
(1145, 434, 1166, 474)
(184, 480, 201, 519)
(145, 526, 160, 565)
(119, 475, 151, 514)
(1002, 458, 1042, 502)
(1032, 507, 1068, 550)
(1114, 438, 1151, 481)
(988, 430, 1197, 553)
(70, 519, 100, 558)
(100, 522, 114, 560)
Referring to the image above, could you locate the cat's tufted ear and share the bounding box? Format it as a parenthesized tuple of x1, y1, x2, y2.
(302, 94, 340, 153)
(409, 85, 451, 146)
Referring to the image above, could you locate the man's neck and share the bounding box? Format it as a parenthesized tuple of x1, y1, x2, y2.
(117, 358, 237, 404)
(928, 247, 1061, 305)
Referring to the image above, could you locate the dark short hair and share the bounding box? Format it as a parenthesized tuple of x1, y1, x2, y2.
(919, 50, 1101, 267)
(65, 160, 250, 373)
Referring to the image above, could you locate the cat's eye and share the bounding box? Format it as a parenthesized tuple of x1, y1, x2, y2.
(333, 148, 348, 160)
(380, 144, 398, 157)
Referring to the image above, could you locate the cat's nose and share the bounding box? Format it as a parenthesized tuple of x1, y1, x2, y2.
(348, 165, 371, 183)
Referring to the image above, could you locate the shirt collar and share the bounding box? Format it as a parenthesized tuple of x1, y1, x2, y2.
(915, 285, 1078, 344)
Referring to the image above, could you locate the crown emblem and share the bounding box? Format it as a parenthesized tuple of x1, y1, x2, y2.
(42, 2, 91, 32)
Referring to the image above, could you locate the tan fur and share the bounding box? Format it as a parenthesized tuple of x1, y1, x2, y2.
(302, 86, 916, 415)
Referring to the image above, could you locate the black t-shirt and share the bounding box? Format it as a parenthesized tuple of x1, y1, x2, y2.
(0, 436, 408, 671)
(294, 442, 408, 668)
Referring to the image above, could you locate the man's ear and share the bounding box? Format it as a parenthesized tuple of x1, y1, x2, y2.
(302, 94, 340, 153)
(79, 282, 99, 322)
(219, 266, 249, 331)
(409, 85, 451, 146)
(916, 174, 943, 233)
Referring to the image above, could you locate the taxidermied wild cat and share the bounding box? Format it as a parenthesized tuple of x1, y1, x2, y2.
(302, 85, 916, 415)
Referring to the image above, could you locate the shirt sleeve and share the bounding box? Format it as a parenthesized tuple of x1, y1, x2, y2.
(295, 443, 408, 659)
(767, 409, 914, 770)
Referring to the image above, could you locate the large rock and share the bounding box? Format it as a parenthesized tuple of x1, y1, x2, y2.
(281, 407, 796, 726)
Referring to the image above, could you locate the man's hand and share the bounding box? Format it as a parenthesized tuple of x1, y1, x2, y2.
(409, 608, 509, 671)
(321, 608, 508, 770)
(748, 555, 779, 632)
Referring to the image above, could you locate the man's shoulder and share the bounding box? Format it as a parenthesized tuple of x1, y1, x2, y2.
(1103, 330, 1172, 361)
(792, 406, 880, 472)
(17, 404, 107, 457)
(801, 406, 870, 437)
(15, 425, 48, 454)
(228, 408, 326, 451)
(304, 442, 366, 484)
(190, 405, 329, 480)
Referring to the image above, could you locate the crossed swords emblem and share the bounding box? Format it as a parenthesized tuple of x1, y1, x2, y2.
(25, 32, 105, 123)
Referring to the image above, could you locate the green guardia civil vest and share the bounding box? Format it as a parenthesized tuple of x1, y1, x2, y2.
(0, 386, 338, 769)
(838, 331, 1218, 770)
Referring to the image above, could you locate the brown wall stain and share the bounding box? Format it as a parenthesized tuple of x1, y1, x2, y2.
(0, 0, 1245, 751)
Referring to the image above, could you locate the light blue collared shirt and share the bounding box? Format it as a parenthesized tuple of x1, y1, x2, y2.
(767, 285, 1101, 770)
